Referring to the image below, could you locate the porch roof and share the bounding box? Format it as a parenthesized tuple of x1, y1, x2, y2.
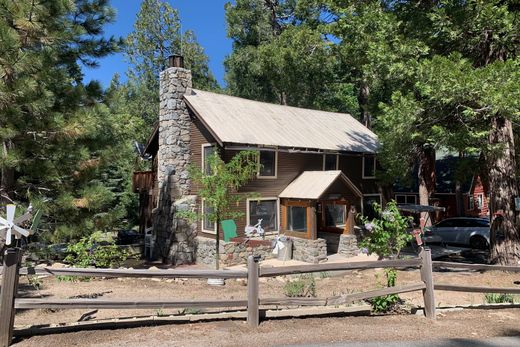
(279, 171, 362, 200)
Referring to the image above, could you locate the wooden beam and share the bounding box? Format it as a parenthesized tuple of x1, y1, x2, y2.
(19, 267, 247, 279)
(434, 284, 520, 294)
(432, 261, 520, 272)
(0, 248, 21, 347)
(259, 258, 422, 277)
(247, 256, 260, 327)
(420, 249, 436, 319)
(15, 298, 248, 310)
(260, 283, 426, 307)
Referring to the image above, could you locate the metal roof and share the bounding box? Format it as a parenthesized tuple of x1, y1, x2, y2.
(279, 171, 362, 200)
(184, 89, 379, 153)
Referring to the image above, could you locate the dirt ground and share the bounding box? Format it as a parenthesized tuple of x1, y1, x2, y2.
(12, 309, 520, 347)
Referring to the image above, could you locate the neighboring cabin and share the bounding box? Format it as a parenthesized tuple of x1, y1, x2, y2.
(133, 56, 382, 264)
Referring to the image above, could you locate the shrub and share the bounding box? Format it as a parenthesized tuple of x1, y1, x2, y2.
(369, 269, 401, 313)
(64, 231, 128, 268)
(283, 274, 316, 297)
(485, 293, 515, 304)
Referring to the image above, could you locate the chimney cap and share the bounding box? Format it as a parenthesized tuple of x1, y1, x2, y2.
(168, 55, 184, 68)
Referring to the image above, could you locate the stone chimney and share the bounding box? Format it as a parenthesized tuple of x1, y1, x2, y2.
(154, 55, 196, 264)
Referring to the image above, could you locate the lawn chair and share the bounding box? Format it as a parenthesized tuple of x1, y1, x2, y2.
(221, 219, 237, 242)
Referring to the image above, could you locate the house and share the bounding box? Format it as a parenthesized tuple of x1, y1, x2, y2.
(393, 155, 489, 222)
(134, 55, 381, 265)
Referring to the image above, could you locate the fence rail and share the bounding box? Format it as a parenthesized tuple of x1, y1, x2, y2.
(432, 261, 520, 272)
(0, 247, 444, 347)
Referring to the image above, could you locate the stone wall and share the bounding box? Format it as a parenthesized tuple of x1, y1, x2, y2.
(337, 234, 360, 258)
(153, 66, 195, 265)
(195, 236, 275, 267)
(292, 238, 327, 264)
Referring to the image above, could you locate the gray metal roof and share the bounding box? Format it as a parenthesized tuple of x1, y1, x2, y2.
(279, 171, 362, 200)
(184, 89, 379, 153)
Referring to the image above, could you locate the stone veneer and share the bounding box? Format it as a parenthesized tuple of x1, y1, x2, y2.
(195, 236, 275, 267)
(292, 238, 327, 264)
(337, 234, 360, 258)
(153, 66, 196, 264)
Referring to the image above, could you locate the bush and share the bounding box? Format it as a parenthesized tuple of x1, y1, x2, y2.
(64, 231, 128, 268)
(484, 293, 515, 304)
(369, 269, 401, 313)
(358, 200, 412, 259)
(283, 274, 316, 297)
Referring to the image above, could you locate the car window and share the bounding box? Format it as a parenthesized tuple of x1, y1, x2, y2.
(464, 219, 489, 228)
(436, 220, 454, 228)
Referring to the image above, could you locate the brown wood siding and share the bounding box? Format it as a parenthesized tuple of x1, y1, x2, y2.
(189, 113, 218, 237)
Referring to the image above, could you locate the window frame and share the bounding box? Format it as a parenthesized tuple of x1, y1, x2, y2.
(201, 143, 217, 176)
(468, 196, 475, 210)
(476, 193, 484, 209)
(246, 197, 280, 234)
(323, 202, 347, 228)
(362, 155, 376, 179)
(322, 153, 339, 170)
(281, 200, 314, 239)
(201, 198, 216, 235)
(395, 194, 417, 205)
(257, 149, 278, 179)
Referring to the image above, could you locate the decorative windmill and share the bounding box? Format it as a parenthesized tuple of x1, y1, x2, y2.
(0, 204, 38, 246)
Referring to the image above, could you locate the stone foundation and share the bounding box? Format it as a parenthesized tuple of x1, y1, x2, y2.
(337, 234, 360, 258)
(195, 236, 275, 267)
(292, 238, 327, 264)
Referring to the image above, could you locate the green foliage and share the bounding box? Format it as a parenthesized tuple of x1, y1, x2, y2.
(358, 201, 412, 259)
(124, 0, 218, 127)
(484, 293, 517, 304)
(283, 274, 316, 298)
(64, 231, 128, 268)
(370, 269, 400, 313)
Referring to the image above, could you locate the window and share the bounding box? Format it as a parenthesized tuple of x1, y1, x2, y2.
(363, 155, 376, 179)
(476, 194, 484, 209)
(362, 194, 382, 220)
(202, 144, 216, 175)
(324, 203, 346, 227)
(248, 199, 278, 232)
(202, 199, 216, 234)
(469, 196, 475, 210)
(258, 150, 277, 178)
(287, 205, 307, 232)
(323, 154, 338, 170)
(395, 194, 417, 204)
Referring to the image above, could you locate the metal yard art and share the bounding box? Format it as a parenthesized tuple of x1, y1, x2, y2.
(0, 204, 39, 246)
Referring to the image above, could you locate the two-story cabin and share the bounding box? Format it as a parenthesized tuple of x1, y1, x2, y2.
(134, 56, 382, 265)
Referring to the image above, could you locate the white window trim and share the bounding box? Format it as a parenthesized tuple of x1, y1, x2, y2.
(246, 197, 280, 234)
(395, 194, 417, 205)
(257, 149, 278, 179)
(201, 199, 216, 235)
(322, 153, 339, 170)
(476, 193, 484, 210)
(469, 196, 475, 210)
(201, 143, 217, 175)
(362, 155, 376, 179)
(361, 193, 382, 214)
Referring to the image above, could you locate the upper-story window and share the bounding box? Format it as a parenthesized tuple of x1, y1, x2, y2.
(362, 155, 376, 179)
(202, 143, 216, 175)
(258, 150, 277, 178)
(323, 154, 339, 170)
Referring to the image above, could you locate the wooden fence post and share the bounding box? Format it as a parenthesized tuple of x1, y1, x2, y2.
(0, 248, 21, 347)
(247, 255, 260, 327)
(419, 248, 436, 319)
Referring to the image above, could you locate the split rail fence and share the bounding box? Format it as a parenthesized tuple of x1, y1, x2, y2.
(2, 248, 520, 346)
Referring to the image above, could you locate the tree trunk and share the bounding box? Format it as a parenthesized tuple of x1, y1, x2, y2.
(418, 145, 436, 226)
(358, 82, 371, 129)
(1, 140, 15, 203)
(455, 152, 465, 217)
(488, 116, 520, 265)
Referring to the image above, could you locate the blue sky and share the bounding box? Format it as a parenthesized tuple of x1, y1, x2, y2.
(82, 0, 232, 88)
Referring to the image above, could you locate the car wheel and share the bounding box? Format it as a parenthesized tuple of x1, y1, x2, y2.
(470, 236, 488, 250)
